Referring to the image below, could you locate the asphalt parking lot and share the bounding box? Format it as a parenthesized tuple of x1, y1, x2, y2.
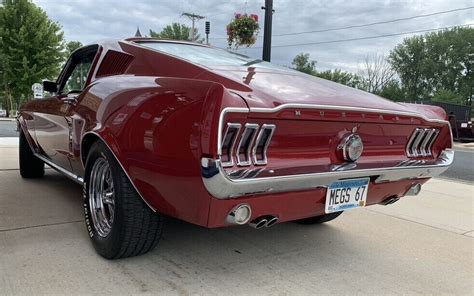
(0, 137, 473, 295)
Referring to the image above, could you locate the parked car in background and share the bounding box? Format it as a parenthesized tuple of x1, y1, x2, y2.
(0, 109, 6, 117)
(17, 38, 454, 259)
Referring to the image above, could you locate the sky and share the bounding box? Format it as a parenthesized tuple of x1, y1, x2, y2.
(33, 0, 473, 73)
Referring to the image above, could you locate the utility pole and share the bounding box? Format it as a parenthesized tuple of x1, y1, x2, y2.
(261, 0, 274, 62)
(182, 12, 205, 42)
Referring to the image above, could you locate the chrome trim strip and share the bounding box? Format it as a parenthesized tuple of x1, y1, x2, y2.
(34, 153, 84, 184)
(81, 131, 156, 211)
(236, 123, 259, 166)
(221, 123, 241, 167)
(201, 149, 454, 199)
(252, 124, 276, 166)
(217, 104, 451, 155)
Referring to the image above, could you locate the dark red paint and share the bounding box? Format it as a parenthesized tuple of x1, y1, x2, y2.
(18, 38, 452, 228)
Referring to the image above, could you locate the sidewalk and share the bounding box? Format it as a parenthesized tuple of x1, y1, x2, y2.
(0, 145, 472, 295)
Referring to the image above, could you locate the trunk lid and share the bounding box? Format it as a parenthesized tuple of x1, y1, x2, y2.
(206, 65, 413, 114)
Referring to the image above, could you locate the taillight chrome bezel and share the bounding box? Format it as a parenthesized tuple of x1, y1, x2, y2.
(219, 122, 275, 167)
(236, 123, 259, 166)
(221, 123, 241, 167)
(252, 124, 276, 166)
(406, 127, 439, 157)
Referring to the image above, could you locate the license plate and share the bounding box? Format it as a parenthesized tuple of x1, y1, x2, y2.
(325, 178, 369, 213)
(461, 123, 468, 128)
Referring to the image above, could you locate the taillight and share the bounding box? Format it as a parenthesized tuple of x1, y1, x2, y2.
(406, 128, 439, 157)
(253, 124, 275, 165)
(236, 124, 259, 166)
(220, 123, 275, 167)
(221, 123, 241, 167)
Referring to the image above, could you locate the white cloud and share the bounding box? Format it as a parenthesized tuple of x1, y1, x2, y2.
(33, 0, 473, 72)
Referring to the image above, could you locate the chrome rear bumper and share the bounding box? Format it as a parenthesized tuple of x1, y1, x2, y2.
(201, 150, 454, 199)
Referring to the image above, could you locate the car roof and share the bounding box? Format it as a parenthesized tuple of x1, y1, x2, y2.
(124, 37, 209, 47)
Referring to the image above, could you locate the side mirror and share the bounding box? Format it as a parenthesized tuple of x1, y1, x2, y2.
(43, 80, 58, 93)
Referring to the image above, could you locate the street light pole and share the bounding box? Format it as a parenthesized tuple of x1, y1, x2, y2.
(261, 0, 274, 62)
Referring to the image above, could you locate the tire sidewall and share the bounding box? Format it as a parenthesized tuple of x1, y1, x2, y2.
(83, 142, 124, 258)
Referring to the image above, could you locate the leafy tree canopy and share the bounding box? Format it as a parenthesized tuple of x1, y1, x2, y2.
(291, 53, 316, 75)
(0, 0, 65, 105)
(149, 23, 204, 43)
(389, 27, 473, 104)
(66, 40, 83, 57)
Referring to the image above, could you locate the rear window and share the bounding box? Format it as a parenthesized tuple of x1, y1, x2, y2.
(135, 41, 290, 71)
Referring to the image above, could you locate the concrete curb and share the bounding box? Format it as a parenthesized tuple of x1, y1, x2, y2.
(0, 118, 16, 122)
(0, 137, 18, 147)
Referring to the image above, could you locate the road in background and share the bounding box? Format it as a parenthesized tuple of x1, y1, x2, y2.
(0, 120, 18, 137)
(441, 150, 474, 182)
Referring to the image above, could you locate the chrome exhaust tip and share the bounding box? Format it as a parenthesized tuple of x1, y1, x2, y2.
(406, 183, 422, 196)
(265, 216, 279, 227)
(249, 217, 268, 229)
(380, 196, 400, 206)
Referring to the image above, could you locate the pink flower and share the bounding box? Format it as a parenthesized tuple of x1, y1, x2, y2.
(235, 13, 242, 19)
(250, 14, 258, 22)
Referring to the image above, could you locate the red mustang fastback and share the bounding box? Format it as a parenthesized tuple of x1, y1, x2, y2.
(17, 38, 453, 259)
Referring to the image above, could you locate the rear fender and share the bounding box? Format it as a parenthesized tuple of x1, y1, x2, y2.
(79, 76, 247, 226)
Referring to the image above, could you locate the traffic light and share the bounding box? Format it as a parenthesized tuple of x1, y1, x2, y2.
(205, 21, 210, 35)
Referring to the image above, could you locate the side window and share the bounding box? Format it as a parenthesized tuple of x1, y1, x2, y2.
(59, 46, 97, 94)
(63, 60, 92, 93)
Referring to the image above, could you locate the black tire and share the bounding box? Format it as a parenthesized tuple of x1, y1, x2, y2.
(83, 141, 164, 259)
(296, 211, 343, 225)
(19, 129, 45, 178)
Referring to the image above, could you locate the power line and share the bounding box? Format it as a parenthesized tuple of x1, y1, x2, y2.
(182, 12, 205, 42)
(246, 24, 473, 49)
(273, 6, 474, 37)
(210, 6, 474, 40)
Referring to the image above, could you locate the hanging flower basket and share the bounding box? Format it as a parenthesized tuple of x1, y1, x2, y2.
(227, 13, 259, 48)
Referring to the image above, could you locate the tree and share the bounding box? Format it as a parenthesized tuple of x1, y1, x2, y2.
(359, 54, 395, 94)
(378, 79, 406, 102)
(389, 27, 473, 104)
(0, 0, 65, 115)
(291, 53, 316, 75)
(315, 69, 364, 89)
(149, 23, 204, 43)
(432, 89, 465, 105)
(66, 40, 83, 57)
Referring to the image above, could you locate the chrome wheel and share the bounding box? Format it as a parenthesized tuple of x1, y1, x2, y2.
(89, 157, 115, 238)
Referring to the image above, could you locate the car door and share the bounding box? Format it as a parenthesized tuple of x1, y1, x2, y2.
(34, 47, 97, 172)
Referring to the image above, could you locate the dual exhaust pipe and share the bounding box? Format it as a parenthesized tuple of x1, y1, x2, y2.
(380, 183, 422, 206)
(249, 215, 279, 229)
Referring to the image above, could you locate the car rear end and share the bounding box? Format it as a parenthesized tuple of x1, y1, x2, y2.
(201, 103, 453, 228)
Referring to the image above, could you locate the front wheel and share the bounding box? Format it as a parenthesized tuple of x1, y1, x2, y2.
(19, 129, 44, 178)
(83, 141, 164, 259)
(296, 211, 343, 225)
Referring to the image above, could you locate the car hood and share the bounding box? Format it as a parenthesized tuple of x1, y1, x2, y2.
(201, 65, 415, 115)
